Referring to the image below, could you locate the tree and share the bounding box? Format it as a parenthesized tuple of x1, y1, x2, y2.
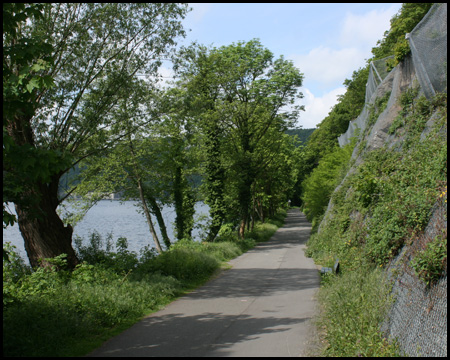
(3, 3, 76, 265)
(3, 3, 189, 268)
(175, 45, 228, 242)
(371, 3, 433, 66)
(179, 39, 304, 238)
(153, 87, 198, 242)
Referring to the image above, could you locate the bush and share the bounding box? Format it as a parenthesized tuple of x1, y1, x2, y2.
(3, 208, 288, 356)
(74, 231, 140, 273)
(411, 230, 447, 286)
(149, 246, 220, 285)
(3, 270, 181, 357)
(302, 141, 354, 225)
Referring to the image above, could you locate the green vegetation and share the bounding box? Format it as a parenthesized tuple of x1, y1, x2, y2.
(318, 268, 400, 357)
(301, 139, 355, 230)
(3, 209, 286, 357)
(410, 226, 447, 287)
(285, 128, 316, 144)
(3, 3, 445, 358)
(177, 39, 303, 239)
(306, 90, 446, 356)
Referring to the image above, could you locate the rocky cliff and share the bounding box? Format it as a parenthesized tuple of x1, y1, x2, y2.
(316, 26, 446, 360)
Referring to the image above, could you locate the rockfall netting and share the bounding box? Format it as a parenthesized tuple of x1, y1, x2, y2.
(334, 4, 447, 357)
(365, 56, 395, 103)
(407, 3, 447, 99)
(338, 3, 447, 147)
(337, 56, 394, 147)
(382, 202, 447, 357)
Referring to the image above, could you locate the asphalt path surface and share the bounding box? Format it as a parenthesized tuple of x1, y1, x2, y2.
(88, 209, 320, 357)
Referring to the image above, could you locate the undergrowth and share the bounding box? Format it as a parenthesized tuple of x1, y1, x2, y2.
(3, 209, 286, 357)
(305, 91, 447, 356)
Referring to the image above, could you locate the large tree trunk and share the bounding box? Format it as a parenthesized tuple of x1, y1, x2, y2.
(7, 114, 80, 269)
(204, 125, 226, 242)
(15, 180, 79, 269)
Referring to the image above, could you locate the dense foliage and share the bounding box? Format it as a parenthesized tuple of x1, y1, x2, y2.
(306, 89, 446, 357)
(175, 39, 304, 238)
(3, 2, 445, 358)
(3, 209, 287, 356)
(301, 139, 355, 229)
(299, 4, 445, 357)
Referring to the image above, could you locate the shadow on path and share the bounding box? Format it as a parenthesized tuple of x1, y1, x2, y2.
(88, 209, 319, 357)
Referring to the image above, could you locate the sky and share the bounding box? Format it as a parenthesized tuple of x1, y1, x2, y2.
(161, 3, 403, 129)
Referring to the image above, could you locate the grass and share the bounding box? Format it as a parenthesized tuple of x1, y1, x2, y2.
(317, 266, 401, 357)
(304, 92, 446, 356)
(3, 209, 287, 357)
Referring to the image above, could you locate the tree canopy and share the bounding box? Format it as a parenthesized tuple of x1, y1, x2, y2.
(176, 39, 304, 238)
(3, 3, 190, 268)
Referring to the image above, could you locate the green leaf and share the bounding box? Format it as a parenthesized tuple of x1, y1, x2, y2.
(25, 77, 40, 93)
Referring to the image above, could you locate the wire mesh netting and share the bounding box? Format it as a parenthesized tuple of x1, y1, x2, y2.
(338, 3, 447, 147)
(334, 4, 447, 357)
(338, 55, 394, 147)
(365, 56, 395, 103)
(408, 3, 447, 99)
(382, 203, 447, 357)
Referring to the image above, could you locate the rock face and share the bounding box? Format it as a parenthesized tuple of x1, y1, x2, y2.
(381, 203, 447, 357)
(327, 61, 447, 358)
(320, 4, 447, 355)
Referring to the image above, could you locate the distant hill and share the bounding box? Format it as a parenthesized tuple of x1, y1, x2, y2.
(285, 128, 316, 145)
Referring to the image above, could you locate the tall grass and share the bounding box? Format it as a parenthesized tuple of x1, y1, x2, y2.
(317, 266, 401, 357)
(3, 209, 287, 357)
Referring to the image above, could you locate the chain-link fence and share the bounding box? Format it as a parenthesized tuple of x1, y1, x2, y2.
(338, 3, 447, 147)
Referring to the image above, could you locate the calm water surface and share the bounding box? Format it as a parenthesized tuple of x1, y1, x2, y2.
(3, 200, 210, 265)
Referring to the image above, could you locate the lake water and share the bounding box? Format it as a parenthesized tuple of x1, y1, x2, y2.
(3, 200, 210, 265)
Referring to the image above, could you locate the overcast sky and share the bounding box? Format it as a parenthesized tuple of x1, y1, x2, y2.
(162, 3, 402, 129)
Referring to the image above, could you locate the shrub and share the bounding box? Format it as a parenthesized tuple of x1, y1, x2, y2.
(301, 142, 354, 225)
(411, 230, 447, 286)
(149, 246, 220, 285)
(3, 270, 181, 357)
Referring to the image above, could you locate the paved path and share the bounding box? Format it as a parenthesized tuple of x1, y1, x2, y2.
(88, 209, 320, 357)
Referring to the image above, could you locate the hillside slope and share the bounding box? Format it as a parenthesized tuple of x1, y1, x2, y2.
(305, 3, 447, 356)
